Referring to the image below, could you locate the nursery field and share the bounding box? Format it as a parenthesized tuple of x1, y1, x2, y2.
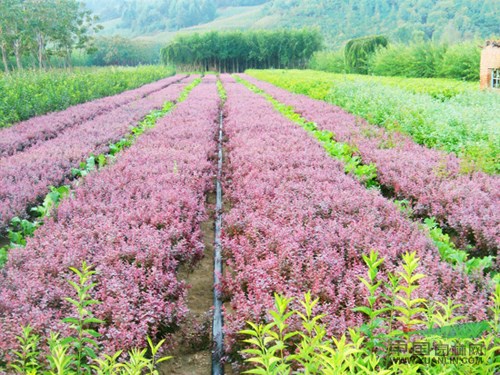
(0, 72, 498, 374)
(247, 69, 500, 174)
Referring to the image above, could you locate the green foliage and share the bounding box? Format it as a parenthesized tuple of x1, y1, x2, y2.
(423, 218, 495, 277)
(394, 252, 427, 334)
(247, 69, 499, 174)
(3, 262, 171, 374)
(345, 35, 388, 74)
(353, 251, 390, 353)
(0, 185, 70, 267)
(6, 217, 40, 247)
(162, 29, 323, 72)
(31, 186, 71, 219)
(9, 326, 42, 374)
(438, 42, 482, 81)
(177, 78, 202, 102)
(0, 66, 175, 128)
(270, 0, 498, 47)
(62, 262, 104, 373)
(217, 79, 227, 103)
(371, 41, 481, 81)
(72, 155, 107, 178)
(84, 0, 498, 49)
(0, 0, 102, 72)
(309, 41, 481, 82)
(240, 251, 500, 374)
(308, 50, 346, 73)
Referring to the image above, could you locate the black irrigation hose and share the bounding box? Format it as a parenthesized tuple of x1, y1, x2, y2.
(212, 109, 225, 375)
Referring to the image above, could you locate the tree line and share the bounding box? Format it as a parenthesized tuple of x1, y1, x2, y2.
(0, 0, 100, 72)
(85, 37, 161, 66)
(161, 29, 323, 72)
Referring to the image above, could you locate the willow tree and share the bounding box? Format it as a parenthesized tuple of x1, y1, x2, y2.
(345, 35, 388, 74)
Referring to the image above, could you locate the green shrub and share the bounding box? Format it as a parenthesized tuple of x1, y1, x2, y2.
(309, 50, 347, 73)
(370, 41, 480, 81)
(240, 251, 500, 374)
(438, 42, 481, 81)
(0, 65, 175, 128)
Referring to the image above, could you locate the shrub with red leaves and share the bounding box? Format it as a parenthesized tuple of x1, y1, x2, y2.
(0, 77, 195, 231)
(240, 74, 499, 262)
(0, 76, 220, 356)
(219, 75, 492, 353)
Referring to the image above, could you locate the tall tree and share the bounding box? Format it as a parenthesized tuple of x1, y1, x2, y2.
(0, 0, 100, 71)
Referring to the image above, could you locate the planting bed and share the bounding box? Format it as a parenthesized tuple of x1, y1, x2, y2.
(240, 74, 500, 263)
(0, 74, 188, 159)
(218, 75, 491, 353)
(0, 76, 195, 231)
(0, 75, 220, 354)
(0, 72, 496, 374)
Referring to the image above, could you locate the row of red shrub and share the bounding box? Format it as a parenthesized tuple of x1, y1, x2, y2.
(0, 75, 187, 159)
(0, 76, 221, 356)
(241, 74, 499, 264)
(0, 76, 193, 231)
(219, 75, 492, 352)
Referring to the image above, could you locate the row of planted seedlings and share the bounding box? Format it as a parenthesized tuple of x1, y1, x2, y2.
(0, 75, 202, 260)
(0, 74, 187, 159)
(244, 70, 499, 175)
(217, 75, 497, 374)
(0, 75, 195, 251)
(0, 76, 223, 373)
(236, 74, 499, 282)
(0, 77, 197, 266)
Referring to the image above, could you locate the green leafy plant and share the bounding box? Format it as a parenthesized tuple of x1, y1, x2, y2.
(353, 250, 389, 353)
(5, 262, 172, 374)
(62, 262, 103, 374)
(240, 294, 295, 374)
(423, 218, 495, 277)
(217, 79, 227, 103)
(394, 252, 427, 336)
(31, 185, 71, 219)
(8, 326, 42, 374)
(240, 252, 500, 374)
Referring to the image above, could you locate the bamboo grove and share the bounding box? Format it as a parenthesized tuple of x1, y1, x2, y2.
(160, 29, 323, 72)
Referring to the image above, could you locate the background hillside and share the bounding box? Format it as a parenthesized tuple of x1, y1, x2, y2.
(84, 0, 499, 47)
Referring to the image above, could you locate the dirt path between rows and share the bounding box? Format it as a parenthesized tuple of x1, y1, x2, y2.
(159, 192, 216, 375)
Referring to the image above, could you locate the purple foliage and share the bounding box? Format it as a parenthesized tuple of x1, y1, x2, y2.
(0, 75, 188, 159)
(0, 77, 196, 231)
(0, 76, 220, 356)
(240, 74, 500, 261)
(219, 75, 491, 352)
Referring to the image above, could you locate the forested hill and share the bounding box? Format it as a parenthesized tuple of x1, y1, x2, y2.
(85, 0, 499, 46)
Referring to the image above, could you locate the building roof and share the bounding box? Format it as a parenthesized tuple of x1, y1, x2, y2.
(485, 40, 500, 48)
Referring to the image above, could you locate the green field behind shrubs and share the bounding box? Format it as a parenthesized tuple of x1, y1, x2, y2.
(0, 65, 175, 128)
(247, 69, 499, 174)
